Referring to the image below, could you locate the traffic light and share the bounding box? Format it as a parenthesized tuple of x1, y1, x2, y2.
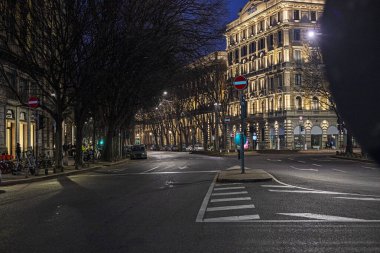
(37, 114, 45, 130)
(98, 139, 104, 146)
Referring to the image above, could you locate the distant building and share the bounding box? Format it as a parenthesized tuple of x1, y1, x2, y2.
(225, 0, 342, 150)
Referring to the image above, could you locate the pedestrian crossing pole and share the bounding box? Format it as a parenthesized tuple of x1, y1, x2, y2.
(240, 93, 246, 174)
(233, 75, 248, 174)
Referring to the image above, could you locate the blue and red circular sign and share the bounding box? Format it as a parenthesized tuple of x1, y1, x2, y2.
(233, 75, 248, 90)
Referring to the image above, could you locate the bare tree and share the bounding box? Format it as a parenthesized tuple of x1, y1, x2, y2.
(0, 0, 90, 171)
(301, 43, 353, 154)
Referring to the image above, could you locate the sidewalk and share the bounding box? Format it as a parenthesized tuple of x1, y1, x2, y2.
(0, 157, 128, 187)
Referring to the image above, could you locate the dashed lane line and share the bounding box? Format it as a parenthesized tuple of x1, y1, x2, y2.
(362, 166, 377, 170)
(277, 213, 366, 222)
(312, 163, 322, 167)
(141, 166, 159, 173)
(332, 169, 347, 173)
(335, 197, 380, 201)
(215, 183, 242, 186)
(261, 185, 295, 188)
(268, 189, 350, 195)
(290, 166, 318, 172)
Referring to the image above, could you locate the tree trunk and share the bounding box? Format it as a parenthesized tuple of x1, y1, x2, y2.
(54, 117, 64, 173)
(104, 125, 115, 162)
(345, 129, 353, 154)
(75, 123, 84, 169)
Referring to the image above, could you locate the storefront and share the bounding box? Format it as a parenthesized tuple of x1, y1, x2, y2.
(311, 126, 322, 149)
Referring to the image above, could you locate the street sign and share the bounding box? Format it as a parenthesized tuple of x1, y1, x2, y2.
(233, 75, 248, 90)
(28, 97, 39, 108)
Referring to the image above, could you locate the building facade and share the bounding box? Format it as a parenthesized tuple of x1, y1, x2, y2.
(225, 0, 340, 150)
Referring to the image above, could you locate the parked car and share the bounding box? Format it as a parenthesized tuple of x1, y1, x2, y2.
(124, 145, 133, 157)
(185, 145, 193, 152)
(171, 145, 179, 151)
(130, 145, 147, 159)
(193, 144, 204, 151)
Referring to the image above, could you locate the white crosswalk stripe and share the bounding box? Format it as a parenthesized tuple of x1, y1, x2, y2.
(197, 181, 259, 223)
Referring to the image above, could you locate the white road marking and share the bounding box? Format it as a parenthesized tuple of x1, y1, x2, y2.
(288, 158, 295, 161)
(332, 169, 347, 173)
(210, 197, 251, 203)
(362, 166, 376, 170)
(214, 186, 245, 191)
(215, 183, 242, 186)
(226, 166, 241, 171)
(297, 160, 306, 163)
(261, 185, 295, 188)
(206, 204, 255, 212)
(277, 213, 365, 222)
(290, 166, 318, 171)
(141, 166, 159, 173)
(335, 197, 380, 201)
(203, 215, 260, 222)
(268, 190, 349, 195)
(212, 191, 248, 196)
(178, 166, 188, 170)
(196, 175, 218, 222)
(267, 174, 380, 198)
(267, 159, 282, 162)
(142, 170, 220, 174)
(312, 163, 322, 167)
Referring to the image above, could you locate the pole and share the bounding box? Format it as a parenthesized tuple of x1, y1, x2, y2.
(240, 93, 245, 174)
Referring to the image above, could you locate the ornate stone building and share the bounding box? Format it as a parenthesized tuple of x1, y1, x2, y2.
(225, 0, 340, 150)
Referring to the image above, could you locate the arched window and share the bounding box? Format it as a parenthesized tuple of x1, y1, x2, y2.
(312, 97, 319, 110)
(295, 96, 302, 110)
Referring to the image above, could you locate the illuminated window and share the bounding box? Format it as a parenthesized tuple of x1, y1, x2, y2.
(312, 97, 319, 110)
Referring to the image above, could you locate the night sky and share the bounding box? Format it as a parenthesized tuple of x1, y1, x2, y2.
(226, 0, 248, 23)
(216, 0, 248, 50)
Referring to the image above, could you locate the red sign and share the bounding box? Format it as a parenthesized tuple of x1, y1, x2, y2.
(233, 75, 248, 90)
(28, 97, 39, 108)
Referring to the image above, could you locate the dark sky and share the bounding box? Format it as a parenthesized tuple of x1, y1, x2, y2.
(216, 0, 247, 50)
(226, 0, 248, 23)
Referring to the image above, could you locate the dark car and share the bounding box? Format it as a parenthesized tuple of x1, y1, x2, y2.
(130, 145, 147, 159)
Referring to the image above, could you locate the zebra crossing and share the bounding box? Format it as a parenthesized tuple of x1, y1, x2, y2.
(196, 181, 260, 222)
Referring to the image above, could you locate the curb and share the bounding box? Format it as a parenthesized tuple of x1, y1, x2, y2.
(0, 159, 128, 187)
(216, 169, 273, 183)
(331, 155, 376, 163)
(216, 175, 273, 183)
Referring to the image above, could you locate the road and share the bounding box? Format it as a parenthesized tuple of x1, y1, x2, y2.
(1, 151, 380, 252)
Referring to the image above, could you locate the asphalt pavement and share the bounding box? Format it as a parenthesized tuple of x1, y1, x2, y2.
(1, 151, 380, 252)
